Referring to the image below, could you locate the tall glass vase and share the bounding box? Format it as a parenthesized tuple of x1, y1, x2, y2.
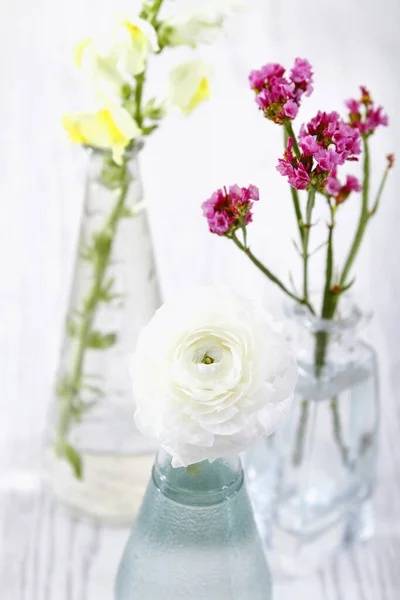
(47, 143, 161, 525)
(246, 299, 379, 577)
(115, 451, 272, 599)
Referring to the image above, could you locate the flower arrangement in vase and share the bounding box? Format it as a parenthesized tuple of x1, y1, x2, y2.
(203, 58, 394, 574)
(116, 285, 298, 599)
(49, 0, 238, 525)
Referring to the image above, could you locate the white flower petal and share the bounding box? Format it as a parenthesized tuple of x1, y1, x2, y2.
(131, 285, 298, 466)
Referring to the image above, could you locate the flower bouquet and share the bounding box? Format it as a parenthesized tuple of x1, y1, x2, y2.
(49, 0, 236, 525)
(203, 58, 394, 574)
(116, 285, 297, 599)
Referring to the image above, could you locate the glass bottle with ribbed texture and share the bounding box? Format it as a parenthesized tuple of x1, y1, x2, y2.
(115, 451, 272, 600)
(245, 299, 379, 577)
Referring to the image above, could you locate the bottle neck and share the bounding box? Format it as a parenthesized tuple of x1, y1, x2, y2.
(152, 450, 244, 507)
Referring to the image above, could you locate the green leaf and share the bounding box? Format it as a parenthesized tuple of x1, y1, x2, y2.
(66, 319, 80, 337)
(84, 373, 104, 381)
(92, 231, 112, 256)
(143, 98, 165, 121)
(339, 277, 356, 294)
(82, 383, 105, 397)
(98, 277, 115, 302)
(56, 374, 78, 399)
(120, 206, 135, 218)
(99, 157, 130, 190)
(79, 243, 95, 262)
(142, 124, 158, 136)
(71, 399, 98, 421)
(86, 330, 117, 349)
(64, 444, 83, 479)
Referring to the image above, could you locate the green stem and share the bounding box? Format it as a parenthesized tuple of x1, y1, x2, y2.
(314, 201, 336, 376)
(56, 162, 130, 476)
(283, 127, 304, 246)
(231, 232, 314, 313)
(285, 121, 301, 159)
(302, 187, 316, 310)
(340, 137, 370, 287)
(150, 0, 164, 22)
(134, 0, 165, 128)
(330, 397, 349, 466)
(292, 399, 309, 466)
(134, 72, 146, 128)
(370, 161, 391, 217)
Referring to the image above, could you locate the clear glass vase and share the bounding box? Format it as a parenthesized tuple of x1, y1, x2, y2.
(115, 451, 272, 599)
(245, 298, 379, 577)
(47, 144, 161, 525)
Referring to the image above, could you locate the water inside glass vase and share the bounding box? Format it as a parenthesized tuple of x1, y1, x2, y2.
(115, 451, 272, 600)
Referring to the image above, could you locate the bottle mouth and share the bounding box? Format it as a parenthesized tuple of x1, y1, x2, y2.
(84, 138, 145, 158)
(152, 455, 244, 507)
(283, 294, 372, 334)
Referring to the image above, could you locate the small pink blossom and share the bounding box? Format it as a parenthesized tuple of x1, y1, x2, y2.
(300, 111, 361, 166)
(282, 99, 299, 119)
(345, 99, 361, 114)
(325, 173, 342, 196)
(202, 185, 260, 236)
(277, 111, 362, 191)
(346, 86, 388, 135)
(276, 137, 311, 190)
(325, 169, 362, 204)
(249, 57, 313, 124)
(290, 58, 313, 97)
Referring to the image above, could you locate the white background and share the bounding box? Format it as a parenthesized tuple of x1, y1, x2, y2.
(0, 0, 399, 597)
(1, 0, 398, 442)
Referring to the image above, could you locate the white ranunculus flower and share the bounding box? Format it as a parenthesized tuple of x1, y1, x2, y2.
(160, 1, 242, 47)
(75, 17, 159, 100)
(131, 286, 298, 467)
(167, 59, 212, 115)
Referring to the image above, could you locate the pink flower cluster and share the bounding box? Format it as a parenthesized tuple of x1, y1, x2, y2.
(202, 184, 259, 236)
(276, 111, 362, 190)
(249, 58, 313, 124)
(346, 87, 388, 135)
(325, 169, 362, 204)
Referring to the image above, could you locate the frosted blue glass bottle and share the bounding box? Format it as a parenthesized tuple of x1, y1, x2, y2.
(115, 450, 272, 599)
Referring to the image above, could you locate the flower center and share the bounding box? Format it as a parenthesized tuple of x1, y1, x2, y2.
(192, 343, 223, 366)
(202, 354, 214, 365)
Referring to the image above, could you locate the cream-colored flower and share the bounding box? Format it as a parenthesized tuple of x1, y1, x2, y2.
(160, 1, 239, 47)
(62, 103, 141, 164)
(131, 285, 298, 467)
(167, 59, 212, 115)
(75, 17, 159, 99)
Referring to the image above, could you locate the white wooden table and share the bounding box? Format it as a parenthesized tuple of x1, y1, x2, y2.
(1, 420, 400, 600)
(1, 0, 399, 597)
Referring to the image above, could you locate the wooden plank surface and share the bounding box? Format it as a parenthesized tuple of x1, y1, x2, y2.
(1, 411, 400, 600)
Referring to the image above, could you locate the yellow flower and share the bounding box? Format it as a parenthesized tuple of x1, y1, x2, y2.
(167, 59, 212, 115)
(75, 17, 159, 100)
(62, 104, 141, 164)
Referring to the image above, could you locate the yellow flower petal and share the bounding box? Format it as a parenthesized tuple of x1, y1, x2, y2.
(62, 114, 88, 144)
(168, 59, 213, 115)
(184, 77, 211, 115)
(124, 22, 144, 41)
(73, 38, 92, 68)
(62, 106, 141, 164)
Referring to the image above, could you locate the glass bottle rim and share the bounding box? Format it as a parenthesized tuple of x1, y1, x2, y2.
(152, 451, 244, 507)
(84, 139, 144, 159)
(283, 294, 372, 334)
